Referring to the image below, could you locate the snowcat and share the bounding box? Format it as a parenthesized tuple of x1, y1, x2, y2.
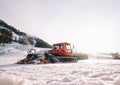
(17, 42, 78, 64)
(48, 42, 78, 62)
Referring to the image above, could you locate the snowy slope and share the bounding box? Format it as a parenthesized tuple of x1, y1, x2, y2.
(0, 19, 52, 48)
(0, 43, 120, 85)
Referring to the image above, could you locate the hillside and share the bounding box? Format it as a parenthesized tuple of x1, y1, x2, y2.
(0, 19, 52, 48)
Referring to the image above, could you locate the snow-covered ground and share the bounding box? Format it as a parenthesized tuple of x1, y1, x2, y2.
(0, 43, 120, 85)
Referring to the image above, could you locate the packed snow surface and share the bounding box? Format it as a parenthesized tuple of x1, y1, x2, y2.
(0, 43, 120, 85)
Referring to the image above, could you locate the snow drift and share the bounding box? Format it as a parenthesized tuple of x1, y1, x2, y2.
(0, 74, 32, 85)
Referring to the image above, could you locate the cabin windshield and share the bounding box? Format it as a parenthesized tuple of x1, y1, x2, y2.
(53, 44, 62, 49)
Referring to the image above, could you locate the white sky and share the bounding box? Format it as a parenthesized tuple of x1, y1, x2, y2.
(0, 0, 120, 53)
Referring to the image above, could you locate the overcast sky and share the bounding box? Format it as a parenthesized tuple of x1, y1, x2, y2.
(0, 0, 120, 53)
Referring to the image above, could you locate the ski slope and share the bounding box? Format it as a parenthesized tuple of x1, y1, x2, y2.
(0, 43, 120, 85)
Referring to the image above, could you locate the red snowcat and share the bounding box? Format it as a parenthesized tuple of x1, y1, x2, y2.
(17, 42, 78, 64)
